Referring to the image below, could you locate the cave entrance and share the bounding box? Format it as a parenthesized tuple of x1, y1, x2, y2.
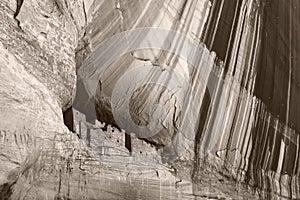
(63, 106, 75, 132)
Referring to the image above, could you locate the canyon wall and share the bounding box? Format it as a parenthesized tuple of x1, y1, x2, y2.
(0, 0, 299, 199)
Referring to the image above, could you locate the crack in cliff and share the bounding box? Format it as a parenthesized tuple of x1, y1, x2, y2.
(13, 0, 24, 29)
(82, 1, 87, 25)
(129, 52, 163, 69)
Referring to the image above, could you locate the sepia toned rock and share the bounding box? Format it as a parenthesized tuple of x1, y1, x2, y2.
(0, 0, 299, 199)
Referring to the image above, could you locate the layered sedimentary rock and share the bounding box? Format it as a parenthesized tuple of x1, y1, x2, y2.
(0, 0, 299, 199)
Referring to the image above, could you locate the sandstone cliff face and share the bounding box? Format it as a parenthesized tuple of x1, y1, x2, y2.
(0, 0, 85, 198)
(0, 0, 299, 199)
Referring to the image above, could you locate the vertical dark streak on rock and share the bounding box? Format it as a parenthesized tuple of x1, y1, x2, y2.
(224, 100, 239, 164)
(67, 159, 71, 199)
(177, 0, 188, 21)
(58, 169, 62, 196)
(200, 0, 212, 42)
(87, 128, 91, 147)
(222, 0, 243, 73)
(244, 11, 260, 90)
(231, 6, 246, 76)
(82, 1, 87, 25)
(192, 89, 211, 183)
(245, 103, 263, 185)
(286, 2, 293, 197)
(14, 0, 24, 28)
(257, 113, 269, 172)
(14, 132, 18, 146)
(202, 0, 222, 49)
(205, 0, 243, 72)
(78, 121, 82, 138)
(236, 101, 253, 172)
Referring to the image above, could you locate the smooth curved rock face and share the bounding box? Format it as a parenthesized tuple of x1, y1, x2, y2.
(1, 0, 300, 199)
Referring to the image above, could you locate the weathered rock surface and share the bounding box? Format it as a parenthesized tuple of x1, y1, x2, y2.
(0, 0, 299, 199)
